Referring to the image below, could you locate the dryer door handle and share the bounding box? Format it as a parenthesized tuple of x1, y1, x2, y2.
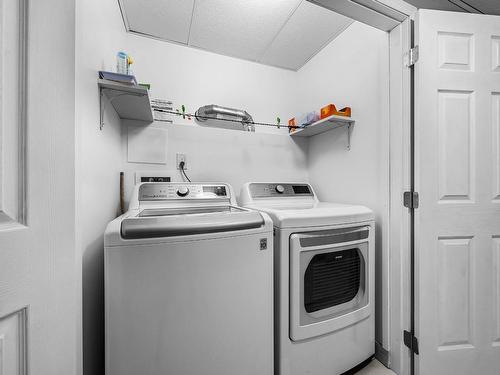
(295, 226, 370, 248)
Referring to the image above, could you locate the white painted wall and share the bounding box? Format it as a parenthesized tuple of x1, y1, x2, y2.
(76, 1, 125, 374)
(116, 28, 301, 134)
(76, 1, 307, 374)
(77, 1, 390, 373)
(296, 22, 391, 352)
(122, 121, 308, 204)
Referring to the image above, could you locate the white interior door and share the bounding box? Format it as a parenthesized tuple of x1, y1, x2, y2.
(0, 0, 78, 374)
(415, 9, 500, 375)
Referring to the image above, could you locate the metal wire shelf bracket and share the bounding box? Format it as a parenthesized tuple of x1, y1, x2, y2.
(347, 123, 352, 151)
(99, 87, 105, 130)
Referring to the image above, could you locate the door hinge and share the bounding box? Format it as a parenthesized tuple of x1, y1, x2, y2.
(403, 330, 419, 355)
(403, 191, 419, 209)
(405, 46, 419, 67)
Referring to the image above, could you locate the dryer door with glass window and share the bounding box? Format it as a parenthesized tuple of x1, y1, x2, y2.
(289, 226, 372, 341)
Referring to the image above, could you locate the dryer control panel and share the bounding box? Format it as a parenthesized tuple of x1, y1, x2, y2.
(249, 183, 313, 198)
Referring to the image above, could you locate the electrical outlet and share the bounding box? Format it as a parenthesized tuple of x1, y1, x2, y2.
(176, 153, 187, 170)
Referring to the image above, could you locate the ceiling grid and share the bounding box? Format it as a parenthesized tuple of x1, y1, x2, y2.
(119, 0, 500, 71)
(119, 0, 353, 71)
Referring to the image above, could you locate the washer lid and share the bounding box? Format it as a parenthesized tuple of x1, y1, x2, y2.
(121, 207, 265, 239)
(246, 202, 374, 228)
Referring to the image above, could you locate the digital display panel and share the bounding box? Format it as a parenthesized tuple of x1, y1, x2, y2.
(203, 186, 227, 196)
(292, 185, 311, 194)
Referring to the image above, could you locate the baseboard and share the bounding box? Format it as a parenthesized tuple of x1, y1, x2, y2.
(375, 341, 390, 368)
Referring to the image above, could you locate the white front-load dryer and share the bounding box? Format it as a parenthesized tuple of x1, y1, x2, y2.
(240, 182, 375, 375)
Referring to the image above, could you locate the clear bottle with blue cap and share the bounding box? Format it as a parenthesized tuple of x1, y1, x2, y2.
(116, 51, 128, 75)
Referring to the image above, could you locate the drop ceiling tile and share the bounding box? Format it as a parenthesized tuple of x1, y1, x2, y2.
(188, 0, 302, 61)
(260, 1, 352, 70)
(121, 0, 194, 44)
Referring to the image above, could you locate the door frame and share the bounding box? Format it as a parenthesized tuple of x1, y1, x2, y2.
(388, 17, 413, 375)
(307, 1, 416, 374)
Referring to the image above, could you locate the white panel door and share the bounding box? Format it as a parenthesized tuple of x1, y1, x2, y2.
(415, 9, 500, 375)
(0, 0, 78, 374)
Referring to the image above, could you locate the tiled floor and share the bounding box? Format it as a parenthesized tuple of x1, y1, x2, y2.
(354, 360, 396, 375)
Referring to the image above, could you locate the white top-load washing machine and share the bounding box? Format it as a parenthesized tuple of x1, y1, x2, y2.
(240, 182, 375, 375)
(105, 182, 274, 375)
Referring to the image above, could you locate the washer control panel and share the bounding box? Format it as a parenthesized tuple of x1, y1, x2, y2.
(249, 183, 313, 198)
(139, 183, 228, 201)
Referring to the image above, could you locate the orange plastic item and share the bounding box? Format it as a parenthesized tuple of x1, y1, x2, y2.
(288, 118, 296, 133)
(320, 104, 351, 119)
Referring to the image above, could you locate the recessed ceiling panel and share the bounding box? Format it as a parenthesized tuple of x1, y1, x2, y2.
(260, 1, 352, 70)
(119, 0, 360, 70)
(120, 0, 195, 44)
(188, 0, 302, 61)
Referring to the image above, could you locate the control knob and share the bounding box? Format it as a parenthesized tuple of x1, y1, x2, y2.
(275, 185, 285, 194)
(177, 186, 190, 197)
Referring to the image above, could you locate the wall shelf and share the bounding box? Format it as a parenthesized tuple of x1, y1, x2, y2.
(98, 79, 154, 129)
(290, 114, 355, 150)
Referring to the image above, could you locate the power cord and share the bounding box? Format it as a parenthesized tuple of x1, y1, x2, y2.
(179, 161, 191, 182)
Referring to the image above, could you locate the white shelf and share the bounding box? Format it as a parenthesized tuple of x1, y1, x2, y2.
(290, 114, 354, 137)
(98, 79, 154, 129)
(290, 114, 355, 150)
